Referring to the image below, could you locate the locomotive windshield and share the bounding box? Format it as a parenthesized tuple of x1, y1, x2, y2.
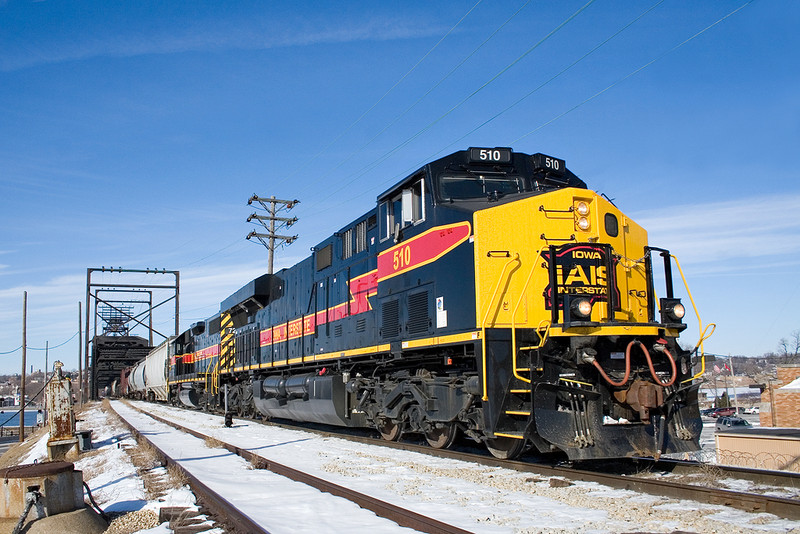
(438, 173, 523, 201)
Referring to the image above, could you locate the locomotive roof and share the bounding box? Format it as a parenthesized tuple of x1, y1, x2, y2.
(220, 272, 281, 313)
(377, 148, 585, 201)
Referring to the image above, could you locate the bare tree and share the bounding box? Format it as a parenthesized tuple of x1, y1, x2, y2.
(778, 329, 800, 363)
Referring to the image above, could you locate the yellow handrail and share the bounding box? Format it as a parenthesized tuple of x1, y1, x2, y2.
(480, 253, 520, 400)
(210, 357, 221, 395)
(509, 247, 548, 384)
(669, 254, 716, 383)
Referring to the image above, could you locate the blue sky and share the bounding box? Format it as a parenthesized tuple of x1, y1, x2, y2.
(1, 0, 799, 375)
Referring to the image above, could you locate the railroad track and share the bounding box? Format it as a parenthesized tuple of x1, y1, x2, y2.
(244, 415, 800, 493)
(111, 401, 473, 534)
(125, 400, 800, 521)
(112, 406, 267, 534)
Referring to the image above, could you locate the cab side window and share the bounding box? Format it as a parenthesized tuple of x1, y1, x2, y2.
(380, 177, 425, 241)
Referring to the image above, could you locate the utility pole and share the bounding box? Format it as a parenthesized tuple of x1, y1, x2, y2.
(20, 291, 27, 442)
(729, 354, 738, 412)
(246, 195, 299, 274)
(78, 301, 83, 407)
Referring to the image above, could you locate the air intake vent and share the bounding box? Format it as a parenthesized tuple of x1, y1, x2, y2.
(356, 318, 366, 333)
(334, 324, 343, 337)
(407, 290, 430, 335)
(381, 299, 400, 338)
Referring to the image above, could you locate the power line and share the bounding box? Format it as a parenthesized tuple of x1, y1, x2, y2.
(426, 0, 666, 161)
(511, 0, 755, 144)
(308, 0, 753, 218)
(281, 0, 485, 193)
(304, 0, 599, 214)
(292, 0, 532, 200)
(181, 238, 248, 267)
(0, 331, 80, 356)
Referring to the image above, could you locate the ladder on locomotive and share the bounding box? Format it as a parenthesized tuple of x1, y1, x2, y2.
(481, 250, 552, 441)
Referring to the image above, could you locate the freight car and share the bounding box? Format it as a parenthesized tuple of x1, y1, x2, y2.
(126, 338, 172, 402)
(134, 147, 710, 461)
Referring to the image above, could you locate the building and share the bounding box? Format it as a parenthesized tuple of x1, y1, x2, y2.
(759, 364, 800, 428)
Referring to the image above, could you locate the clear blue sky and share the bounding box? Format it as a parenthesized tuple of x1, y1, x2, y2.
(1, 0, 799, 375)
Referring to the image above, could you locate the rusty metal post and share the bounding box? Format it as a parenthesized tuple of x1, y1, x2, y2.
(46, 361, 77, 460)
(19, 291, 27, 443)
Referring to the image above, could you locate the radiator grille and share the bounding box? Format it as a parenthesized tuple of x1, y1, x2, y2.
(407, 291, 430, 335)
(381, 299, 400, 338)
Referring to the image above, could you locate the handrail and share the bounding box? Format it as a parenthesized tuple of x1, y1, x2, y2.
(480, 253, 520, 401)
(669, 254, 716, 383)
(510, 247, 547, 384)
(210, 357, 221, 395)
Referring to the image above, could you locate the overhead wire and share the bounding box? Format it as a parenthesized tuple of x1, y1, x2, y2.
(309, 0, 753, 215)
(423, 0, 666, 163)
(163, 0, 598, 263)
(284, 0, 485, 195)
(159, 3, 487, 270)
(292, 0, 532, 200)
(0, 331, 80, 356)
(510, 0, 756, 144)
(305, 0, 599, 214)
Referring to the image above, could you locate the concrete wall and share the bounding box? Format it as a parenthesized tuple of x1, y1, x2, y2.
(716, 432, 800, 472)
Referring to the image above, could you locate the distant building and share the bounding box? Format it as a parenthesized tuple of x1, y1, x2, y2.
(759, 364, 800, 427)
(699, 387, 760, 404)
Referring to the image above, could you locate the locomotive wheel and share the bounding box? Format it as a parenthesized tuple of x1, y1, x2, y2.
(425, 423, 458, 449)
(486, 436, 526, 460)
(377, 419, 401, 441)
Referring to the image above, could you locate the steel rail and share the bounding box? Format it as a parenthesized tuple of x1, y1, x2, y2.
(297, 428, 800, 519)
(126, 401, 800, 521)
(111, 406, 269, 534)
(119, 402, 473, 534)
(252, 415, 800, 491)
(242, 416, 800, 520)
(635, 457, 800, 488)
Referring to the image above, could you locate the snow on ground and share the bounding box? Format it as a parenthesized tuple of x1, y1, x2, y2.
(109, 401, 417, 534)
(21, 402, 207, 533)
(117, 400, 800, 534)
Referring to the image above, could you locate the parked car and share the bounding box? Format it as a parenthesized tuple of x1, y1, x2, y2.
(700, 408, 715, 416)
(744, 406, 760, 414)
(715, 416, 752, 432)
(711, 407, 736, 418)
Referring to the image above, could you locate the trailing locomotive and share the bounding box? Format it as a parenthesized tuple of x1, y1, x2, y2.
(130, 147, 708, 461)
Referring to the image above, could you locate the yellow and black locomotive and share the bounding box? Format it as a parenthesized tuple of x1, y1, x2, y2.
(161, 147, 705, 460)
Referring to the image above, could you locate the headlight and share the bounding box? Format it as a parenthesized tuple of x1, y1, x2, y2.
(571, 298, 592, 318)
(576, 201, 590, 216)
(660, 298, 685, 324)
(577, 217, 590, 231)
